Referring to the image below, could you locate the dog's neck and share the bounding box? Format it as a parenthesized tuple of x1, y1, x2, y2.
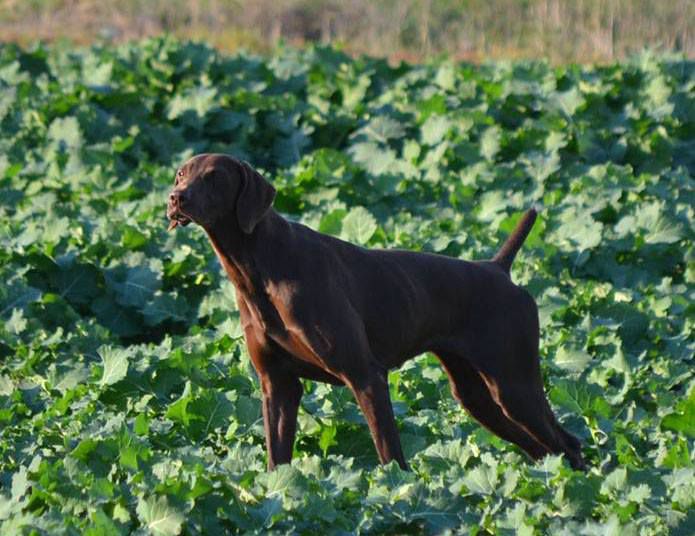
(202, 211, 280, 297)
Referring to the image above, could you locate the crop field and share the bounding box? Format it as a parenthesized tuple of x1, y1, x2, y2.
(0, 39, 693, 534)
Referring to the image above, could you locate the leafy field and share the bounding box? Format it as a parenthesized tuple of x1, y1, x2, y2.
(0, 38, 693, 534)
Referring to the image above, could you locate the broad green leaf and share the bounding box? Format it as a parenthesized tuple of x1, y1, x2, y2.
(600, 467, 627, 496)
(349, 142, 397, 176)
(363, 116, 405, 142)
(434, 62, 456, 91)
(663, 468, 695, 508)
(342, 74, 371, 109)
(341, 206, 377, 244)
(50, 259, 100, 304)
(166, 380, 194, 427)
(167, 86, 218, 119)
(112, 264, 162, 309)
(0, 375, 13, 396)
(98, 345, 130, 387)
(319, 423, 338, 456)
(460, 462, 498, 495)
(421, 115, 451, 146)
(554, 345, 591, 373)
(661, 388, 695, 438)
(480, 126, 501, 160)
(85, 509, 121, 536)
(641, 204, 684, 244)
(552, 87, 584, 116)
(644, 74, 672, 108)
(136, 495, 184, 536)
(6, 308, 26, 335)
(256, 464, 306, 497)
(550, 380, 611, 418)
(142, 292, 190, 325)
(50, 363, 91, 393)
(48, 116, 83, 148)
(11, 466, 29, 500)
(551, 206, 603, 250)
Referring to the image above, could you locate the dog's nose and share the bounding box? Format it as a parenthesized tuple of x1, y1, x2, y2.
(169, 191, 184, 206)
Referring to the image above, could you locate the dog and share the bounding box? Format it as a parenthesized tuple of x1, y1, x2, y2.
(166, 153, 585, 471)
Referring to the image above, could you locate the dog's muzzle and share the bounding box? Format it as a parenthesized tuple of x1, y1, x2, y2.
(167, 191, 192, 231)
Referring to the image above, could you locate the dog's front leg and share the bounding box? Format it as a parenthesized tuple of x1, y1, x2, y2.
(241, 309, 303, 470)
(258, 372, 303, 470)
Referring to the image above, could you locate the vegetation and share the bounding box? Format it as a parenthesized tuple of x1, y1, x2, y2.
(0, 38, 693, 533)
(0, 0, 693, 62)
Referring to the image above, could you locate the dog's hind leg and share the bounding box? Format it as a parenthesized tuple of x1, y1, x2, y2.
(437, 351, 550, 460)
(476, 369, 585, 470)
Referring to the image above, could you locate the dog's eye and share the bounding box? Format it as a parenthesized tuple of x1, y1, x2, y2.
(175, 170, 184, 185)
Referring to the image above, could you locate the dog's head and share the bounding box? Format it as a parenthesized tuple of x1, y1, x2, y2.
(166, 154, 276, 233)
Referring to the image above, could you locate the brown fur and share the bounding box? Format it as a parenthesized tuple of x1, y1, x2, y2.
(167, 153, 585, 471)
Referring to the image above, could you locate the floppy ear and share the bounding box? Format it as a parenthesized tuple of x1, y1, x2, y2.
(235, 161, 276, 234)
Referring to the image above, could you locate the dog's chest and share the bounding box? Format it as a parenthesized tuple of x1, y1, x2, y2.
(237, 291, 283, 343)
(237, 286, 331, 370)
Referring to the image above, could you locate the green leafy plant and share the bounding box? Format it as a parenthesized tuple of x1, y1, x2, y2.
(0, 38, 692, 534)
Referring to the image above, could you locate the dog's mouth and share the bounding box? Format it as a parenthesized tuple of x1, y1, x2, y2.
(167, 210, 192, 231)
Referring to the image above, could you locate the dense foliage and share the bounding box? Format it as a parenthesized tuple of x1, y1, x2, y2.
(0, 38, 693, 534)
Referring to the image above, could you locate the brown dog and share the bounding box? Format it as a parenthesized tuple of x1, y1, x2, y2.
(167, 153, 585, 471)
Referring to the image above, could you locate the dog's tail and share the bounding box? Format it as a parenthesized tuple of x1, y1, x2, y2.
(492, 208, 537, 273)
